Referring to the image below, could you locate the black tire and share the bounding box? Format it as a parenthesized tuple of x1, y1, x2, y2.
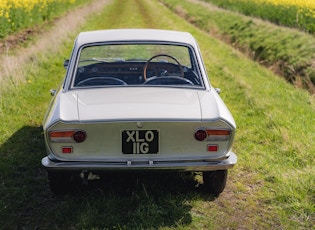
(47, 171, 77, 195)
(202, 170, 228, 196)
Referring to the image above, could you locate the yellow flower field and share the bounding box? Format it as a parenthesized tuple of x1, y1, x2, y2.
(1, 0, 54, 17)
(254, 0, 315, 18)
(256, 0, 315, 9)
(0, 0, 83, 38)
(205, 0, 315, 33)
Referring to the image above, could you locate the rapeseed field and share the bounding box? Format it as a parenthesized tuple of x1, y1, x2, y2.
(0, 0, 83, 38)
(205, 0, 315, 33)
(257, 0, 315, 9)
(255, 0, 315, 18)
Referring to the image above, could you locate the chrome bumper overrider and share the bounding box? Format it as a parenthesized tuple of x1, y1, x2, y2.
(42, 152, 237, 171)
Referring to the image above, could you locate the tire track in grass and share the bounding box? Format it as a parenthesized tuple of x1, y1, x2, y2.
(88, 0, 162, 29)
(135, 0, 158, 27)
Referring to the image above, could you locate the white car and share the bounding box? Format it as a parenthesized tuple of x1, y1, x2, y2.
(42, 29, 237, 195)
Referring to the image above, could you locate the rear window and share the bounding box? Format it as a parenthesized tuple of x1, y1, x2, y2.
(72, 43, 204, 88)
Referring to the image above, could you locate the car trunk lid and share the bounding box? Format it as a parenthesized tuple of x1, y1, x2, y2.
(76, 87, 213, 121)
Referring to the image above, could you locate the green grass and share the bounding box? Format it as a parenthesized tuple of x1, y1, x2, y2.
(0, 0, 314, 229)
(160, 0, 315, 94)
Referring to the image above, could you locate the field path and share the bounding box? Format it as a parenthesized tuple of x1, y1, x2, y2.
(0, 0, 314, 229)
(0, 0, 112, 89)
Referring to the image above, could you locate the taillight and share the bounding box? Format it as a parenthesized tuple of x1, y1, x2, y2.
(194, 129, 207, 141)
(194, 129, 230, 141)
(49, 130, 87, 143)
(206, 129, 230, 141)
(73, 131, 86, 143)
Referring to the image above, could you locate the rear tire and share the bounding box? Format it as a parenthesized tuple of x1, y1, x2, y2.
(202, 170, 228, 196)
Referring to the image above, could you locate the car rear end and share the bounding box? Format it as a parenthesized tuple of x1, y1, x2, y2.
(42, 87, 236, 171)
(42, 29, 237, 195)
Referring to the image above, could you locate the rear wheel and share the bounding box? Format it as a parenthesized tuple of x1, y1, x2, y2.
(202, 170, 228, 196)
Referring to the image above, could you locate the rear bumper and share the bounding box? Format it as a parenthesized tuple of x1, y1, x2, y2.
(41, 152, 237, 171)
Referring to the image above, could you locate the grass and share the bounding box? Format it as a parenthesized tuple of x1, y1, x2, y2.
(160, 0, 315, 94)
(0, 0, 314, 229)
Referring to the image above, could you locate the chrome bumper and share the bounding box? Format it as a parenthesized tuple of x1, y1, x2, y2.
(42, 152, 237, 171)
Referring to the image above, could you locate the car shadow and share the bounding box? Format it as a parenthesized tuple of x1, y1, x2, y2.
(0, 126, 216, 229)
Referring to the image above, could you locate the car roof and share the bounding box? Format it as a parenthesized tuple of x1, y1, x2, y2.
(75, 29, 197, 46)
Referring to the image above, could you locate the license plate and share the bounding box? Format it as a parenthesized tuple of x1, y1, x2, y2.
(122, 130, 159, 154)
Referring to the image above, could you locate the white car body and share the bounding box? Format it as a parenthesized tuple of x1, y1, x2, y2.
(42, 29, 237, 194)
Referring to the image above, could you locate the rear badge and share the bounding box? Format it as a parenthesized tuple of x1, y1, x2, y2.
(136, 122, 144, 128)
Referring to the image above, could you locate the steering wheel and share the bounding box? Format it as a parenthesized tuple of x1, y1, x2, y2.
(76, 77, 127, 86)
(143, 54, 184, 81)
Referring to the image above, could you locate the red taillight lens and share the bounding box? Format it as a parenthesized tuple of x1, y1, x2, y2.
(207, 145, 218, 152)
(194, 129, 207, 141)
(194, 129, 231, 141)
(73, 131, 86, 143)
(49, 130, 86, 143)
(62, 147, 73, 154)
